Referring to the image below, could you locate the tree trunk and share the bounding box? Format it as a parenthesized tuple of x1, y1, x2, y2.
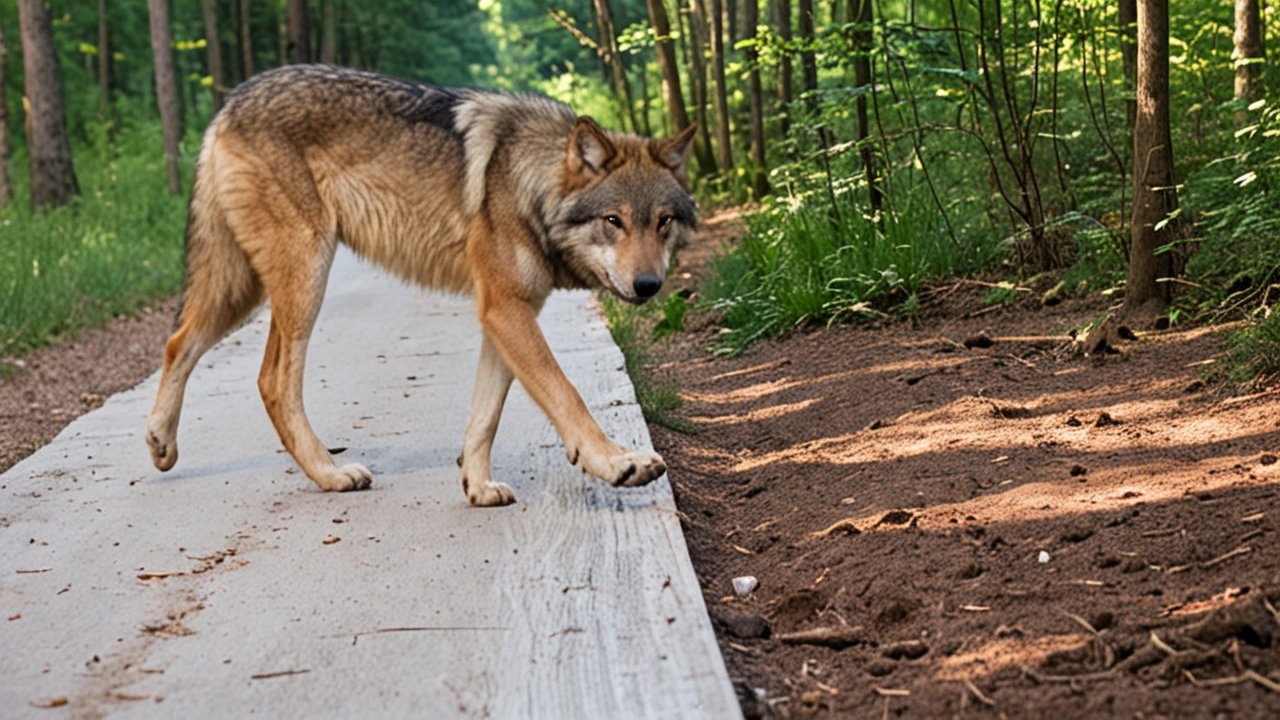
(1126, 0, 1175, 311)
(148, 0, 183, 195)
(775, 0, 793, 137)
(0, 22, 11, 206)
(646, 0, 691, 136)
(203, 0, 226, 110)
(240, 0, 253, 77)
(287, 0, 310, 64)
(17, 0, 79, 209)
(849, 0, 879, 211)
(97, 0, 110, 115)
(1119, 0, 1137, 129)
(321, 0, 337, 64)
(797, 0, 818, 99)
(686, 0, 717, 173)
(593, 0, 638, 133)
(709, 0, 733, 170)
(743, 0, 768, 198)
(1234, 0, 1264, 122)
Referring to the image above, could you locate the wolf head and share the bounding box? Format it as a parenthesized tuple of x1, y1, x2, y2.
(553, 118, 698, 304)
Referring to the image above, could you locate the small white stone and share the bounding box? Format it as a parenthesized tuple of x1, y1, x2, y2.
(1038, 550, 1051, 564)
(732, 575, 759, 596)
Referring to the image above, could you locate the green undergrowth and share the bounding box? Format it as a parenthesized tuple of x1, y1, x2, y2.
(1, 120, 192, 355)
(701, 191, 995, 355)
(598, 293, 698, 434)
(1222, 311, 1280, 385)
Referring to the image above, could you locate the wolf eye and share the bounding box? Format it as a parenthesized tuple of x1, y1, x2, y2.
(604, 215, 623, 229)
(657, 215, 673, 230)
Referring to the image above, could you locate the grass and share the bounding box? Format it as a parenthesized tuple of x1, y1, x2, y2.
(1, 121, 191, 355)
(598, 293, 699, 434)
(1223, 311, 1280, 384)
(701, 188, 995, 355)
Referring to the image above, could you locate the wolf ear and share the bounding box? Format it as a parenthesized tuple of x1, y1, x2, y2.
(654, 123, 698, 183)
(568, 117, 617, 176)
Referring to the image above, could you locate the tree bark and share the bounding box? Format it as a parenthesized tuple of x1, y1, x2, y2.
(240, 0, 253, 77)
(709, 0, 733, 170)
(797, 0, 818, 99)
(98, 0, 111, 115)
(287, 0, 310, 64)
(593, 0, 639, 133)
(646, 0, 691, 136)
(17, 0, 79, 209)
(1119, 0, 1137, 128)
(1126, 0, 1175, 310)
(0, 22, 11, 206)
(849, 0, 879, 211)
(1234, 0, 1264, 120)
(686, 0, 717, 173)
(321, 0, 337, 64)
(148, 0, 183, 195)
(743, 0, 768, 198)
(203, 0, 226, 110)
(775, 0, 793, 137)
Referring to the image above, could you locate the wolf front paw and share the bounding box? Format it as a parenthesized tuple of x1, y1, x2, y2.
(146, 428, 178, 471)
(313, 463, 374, 492)
(463, 476, 517, 507)
(596, 449, 666, 488)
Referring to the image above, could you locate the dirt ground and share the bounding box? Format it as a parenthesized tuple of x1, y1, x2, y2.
(3, 213, 1278, 719)
(650, 212, 1280, 718)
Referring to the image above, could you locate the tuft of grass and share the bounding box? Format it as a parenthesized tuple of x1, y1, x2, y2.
(1, 120, 191, 355)
(598, 294, 699, 434)
(1223, 311, 1280, 384)
(701, 190, 994, 355)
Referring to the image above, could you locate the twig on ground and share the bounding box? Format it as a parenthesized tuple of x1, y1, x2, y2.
(1200, 545, 1251, 569)
(964, 679, 996, 706)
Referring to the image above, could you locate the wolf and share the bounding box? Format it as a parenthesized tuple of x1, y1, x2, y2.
(144, 65, 697, 506)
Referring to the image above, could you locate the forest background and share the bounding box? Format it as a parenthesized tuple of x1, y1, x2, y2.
(2, 0, 1278, 383)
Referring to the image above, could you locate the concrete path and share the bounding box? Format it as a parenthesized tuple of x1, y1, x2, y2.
(1, 249, 740, 719)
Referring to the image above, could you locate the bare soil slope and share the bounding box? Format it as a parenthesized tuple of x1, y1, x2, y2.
(651, 213, 1280, 718)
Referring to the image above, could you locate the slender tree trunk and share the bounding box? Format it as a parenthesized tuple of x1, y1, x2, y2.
(849, 0, 879, 211)
(203, 0, 226, 110)
(321, 0, 337, 64)
(97, 0, 111, 115)
(727, 0, 738, 44)
(18, 0, 79, 208)
(686, 0, 717, 173)
(148, 0, 183, 195)
(240, 0, 253, 77)
(709, 0, 733, 170)
(1119, 0, 1137, 129)
(797, 0, 818, 99)
(1234, 0, 1264, 123)
(594, 0, 639, 132)
(287, 0, 309, 63)
(0, 23, 11, 206)
(1126, 0, 1175, 310)
(646, 0, 691, 136)
(743, 0, 768, 198)
(775, 0, 793, 137)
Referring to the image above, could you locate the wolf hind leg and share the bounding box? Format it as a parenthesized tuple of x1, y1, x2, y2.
(458, 334, 517, 506)
(255, 240, 371, 492)
(147, 204, 263, 471)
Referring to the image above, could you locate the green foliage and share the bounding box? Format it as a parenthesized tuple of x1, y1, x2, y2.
(1223, 312, 1280, 383)
(703, 185, 994, 355)
(598, 295, 698, 434)
(1, 117, 190, 353)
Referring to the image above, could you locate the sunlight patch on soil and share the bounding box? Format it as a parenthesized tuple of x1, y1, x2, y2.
(691, 398, 820, 426)
(934, 634, 1091, 681)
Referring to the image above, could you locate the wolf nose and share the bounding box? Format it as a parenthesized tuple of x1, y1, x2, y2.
(633, 273, 663, 299)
